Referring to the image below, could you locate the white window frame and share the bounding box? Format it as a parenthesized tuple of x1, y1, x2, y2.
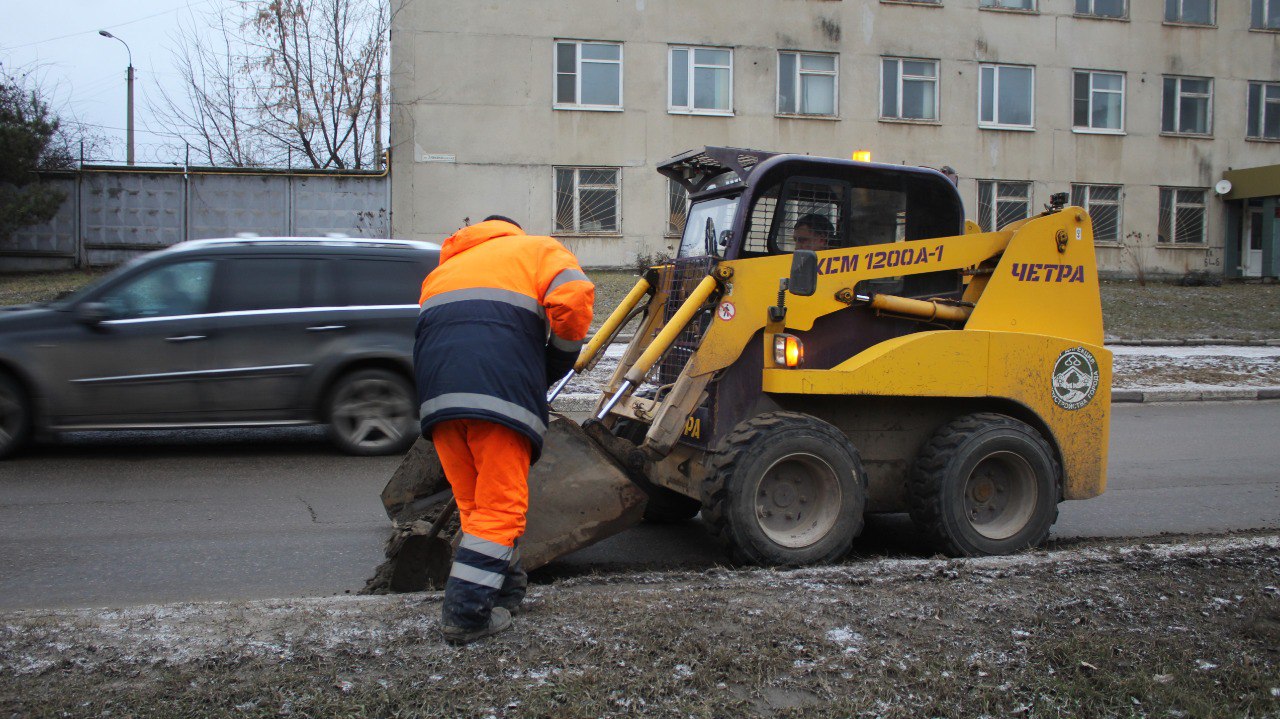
(1157, 187, 1207, 245)
(1165, 0, 1216, 25)
(1162, 75, 1213, 136)
(1070, 184, 1123, 244)
(1247, 81, 1280, 140)
(553, 40, 623, 111)
(668, 45, 734, 116)
(553, 167, 622, 236)
(776, 51, 839, 118)
(1072, 70, 1125, 134)
(880, 57, 940, 122)
(980, 0, 1036, 10)
(1075, 0, 1128, 19)
(977, 180, 1033, 232)
(979, 63, 1035, 131)
(1253, 0, 1280, 29)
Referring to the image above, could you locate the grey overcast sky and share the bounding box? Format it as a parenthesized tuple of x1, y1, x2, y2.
(0, 0, 222, 164)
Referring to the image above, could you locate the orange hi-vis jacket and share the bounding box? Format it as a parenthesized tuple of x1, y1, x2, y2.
(413, 220, 594, 461)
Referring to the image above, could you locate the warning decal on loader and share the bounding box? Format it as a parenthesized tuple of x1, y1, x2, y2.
(1051, 347, 1100, 410)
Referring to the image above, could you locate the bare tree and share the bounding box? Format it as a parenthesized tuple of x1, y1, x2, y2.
(158, 11, 266, 166)
(158, 0, 387, 169)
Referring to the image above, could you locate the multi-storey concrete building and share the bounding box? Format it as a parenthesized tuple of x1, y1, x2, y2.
(390, 0, 1280, 278)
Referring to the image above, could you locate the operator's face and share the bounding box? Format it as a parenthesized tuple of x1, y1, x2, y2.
(794, 225, 828, 251)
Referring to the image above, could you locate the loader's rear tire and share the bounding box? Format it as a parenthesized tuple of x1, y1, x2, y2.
(908, 413, 1060, 557)
(613, 419, 702, 523)
(703, 412, 865, 566)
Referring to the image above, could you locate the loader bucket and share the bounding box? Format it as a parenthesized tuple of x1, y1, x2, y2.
(365, 413, 647, 593)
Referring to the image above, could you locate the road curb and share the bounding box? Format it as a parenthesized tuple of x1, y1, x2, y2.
(1111, 387, 1280, 403)
(1106, 338, 1280, 346)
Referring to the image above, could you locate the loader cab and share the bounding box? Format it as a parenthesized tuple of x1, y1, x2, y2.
(665, 148, 965, 298)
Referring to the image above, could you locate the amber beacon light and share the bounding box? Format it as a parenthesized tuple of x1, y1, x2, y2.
(852, 150, 872, 163)
(774, 334, 804, 367)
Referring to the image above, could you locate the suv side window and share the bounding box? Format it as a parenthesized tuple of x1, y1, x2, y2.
(217, 257, 312, 312)
(99, 260, 215, 320)
(326, 258, 425, 306)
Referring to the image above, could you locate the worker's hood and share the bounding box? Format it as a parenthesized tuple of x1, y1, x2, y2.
(439, 220, 525, 264)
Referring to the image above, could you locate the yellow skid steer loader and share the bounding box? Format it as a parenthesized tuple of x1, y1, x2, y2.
(368, 147, 1111, 591)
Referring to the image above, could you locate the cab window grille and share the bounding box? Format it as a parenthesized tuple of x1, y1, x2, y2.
(743, 186, 779, 254)
(652, 256, 718, 387)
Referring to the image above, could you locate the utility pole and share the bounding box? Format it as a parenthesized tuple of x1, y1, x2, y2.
(98, 30, 135, 165)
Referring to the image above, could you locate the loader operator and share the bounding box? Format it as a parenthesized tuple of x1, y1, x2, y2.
(793, 213, 834, 251)
(414, 215, 594, 645)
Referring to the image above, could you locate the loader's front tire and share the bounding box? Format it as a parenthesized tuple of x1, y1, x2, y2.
(613, 419, 702, 523)
(703, 412, 866, 566)
(908, 413, 1059, 557)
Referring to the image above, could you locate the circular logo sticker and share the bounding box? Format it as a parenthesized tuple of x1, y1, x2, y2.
(717, 301, 736, 322)
(1051, 347, 1100, 411)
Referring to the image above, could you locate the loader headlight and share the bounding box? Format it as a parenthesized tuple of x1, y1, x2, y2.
(774, 333, 804, 368)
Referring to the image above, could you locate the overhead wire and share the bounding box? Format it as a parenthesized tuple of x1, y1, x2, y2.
(2, 0, 219, 51)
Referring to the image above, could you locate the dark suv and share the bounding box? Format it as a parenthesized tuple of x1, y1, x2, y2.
(0, 237, 438, 457)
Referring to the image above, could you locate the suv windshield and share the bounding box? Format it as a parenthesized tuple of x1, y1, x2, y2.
(678, 196, 739, 258)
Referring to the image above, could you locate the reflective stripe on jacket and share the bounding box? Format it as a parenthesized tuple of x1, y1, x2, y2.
(413, 219, 594, 460)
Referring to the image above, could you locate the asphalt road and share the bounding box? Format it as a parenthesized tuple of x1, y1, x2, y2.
(1, 402, 1277, 610)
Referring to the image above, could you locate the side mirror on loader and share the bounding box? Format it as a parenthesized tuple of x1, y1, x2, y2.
(789, 250, 819, 297)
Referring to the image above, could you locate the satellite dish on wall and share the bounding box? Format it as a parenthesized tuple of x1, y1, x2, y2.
(1214, 179, 1233, 195)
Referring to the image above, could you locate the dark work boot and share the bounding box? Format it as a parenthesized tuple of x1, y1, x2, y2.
(440, 533, 516, 644)
(495, 544, 527, 615)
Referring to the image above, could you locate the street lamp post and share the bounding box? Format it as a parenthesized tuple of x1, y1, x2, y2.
(98, 30, 134, 166)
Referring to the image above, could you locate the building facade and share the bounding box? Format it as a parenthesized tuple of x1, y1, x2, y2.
(390, 0, 1280, 277)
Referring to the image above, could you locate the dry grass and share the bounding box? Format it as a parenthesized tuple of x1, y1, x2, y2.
(0, 269, 110, 306)
(1101, 281, 1280, 341)
(2, 534, 1277, 718)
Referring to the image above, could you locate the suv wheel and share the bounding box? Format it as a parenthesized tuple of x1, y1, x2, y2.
(325, 369, 418, 456)
(0, 372, 31, 460)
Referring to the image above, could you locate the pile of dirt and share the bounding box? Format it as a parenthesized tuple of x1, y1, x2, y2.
(2, 533, 1276, 718)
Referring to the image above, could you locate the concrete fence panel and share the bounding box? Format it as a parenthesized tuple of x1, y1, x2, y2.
(2, 176, 79, 271)
(0, 167, 390, 272)
(187, 173, 291, 240)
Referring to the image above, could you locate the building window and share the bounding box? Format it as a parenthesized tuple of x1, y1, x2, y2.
(1161, 76, 1212, 135)
(1158, 188, 1206, 244)
(881, 58, 939, 121)
(1247, 82, 1280, 139)
(554, 41, 622, 110)
(1073, 70, 1124, 132)
(1071, 184, 1122, 243)
(778, 52, 837, 117)
(977, 180, 1032, 232)
(669, 46, 732, 115)
(1253, 0, 1280, 29)
(1075, 0, 1126, 18)
(554, 167, 620, 234)
(666, 179, 689, 237)
(1165, 0, 1214, 24)
(981, 0, 1035, 9)
(979, 64, 1034, 129)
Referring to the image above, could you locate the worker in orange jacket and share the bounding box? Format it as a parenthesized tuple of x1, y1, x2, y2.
(414, 215, 594, 644)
